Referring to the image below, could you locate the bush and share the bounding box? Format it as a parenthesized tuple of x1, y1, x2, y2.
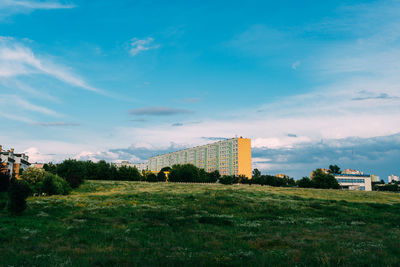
(41, 173, 71, 195)
(219, 175, 239, 185)
(20, 167, 46, 185)
(157, 171, 167, 182)
(146, 173, 158, 182)
(297, 177, 313, 188)
(8, 178, 31, 214)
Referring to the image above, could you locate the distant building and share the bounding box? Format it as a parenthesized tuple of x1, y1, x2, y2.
(343, 169, 364, 175)
(148, 137, 252, 178)
(31, 163, 45, 169)
(276, 174, 289, 179)
(0, 145, 30, 178)
(334, 173, 372, 191)
(388, 174, 399, 183)
(370, 174, 381, 183)
(113, 161, 148, 171)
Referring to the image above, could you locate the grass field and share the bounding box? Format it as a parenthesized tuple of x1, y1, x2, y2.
(1, 180, 400, 266)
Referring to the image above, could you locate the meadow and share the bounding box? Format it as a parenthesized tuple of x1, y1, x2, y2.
(1, 180, 400, 266)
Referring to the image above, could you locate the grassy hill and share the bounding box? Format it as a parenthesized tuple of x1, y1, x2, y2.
(1, 180, 400, 266)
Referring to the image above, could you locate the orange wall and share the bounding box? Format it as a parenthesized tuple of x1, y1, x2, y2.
(237, 138, 252, 178)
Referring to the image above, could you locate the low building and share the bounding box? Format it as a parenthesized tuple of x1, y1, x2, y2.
(113, 161, 148, 171)
(388, 174, 399, 183)
(334, 173, 372, 191)
(0, 145, 30, 178)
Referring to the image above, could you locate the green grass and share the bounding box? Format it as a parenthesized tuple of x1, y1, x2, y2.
(1, 180, 400, 266)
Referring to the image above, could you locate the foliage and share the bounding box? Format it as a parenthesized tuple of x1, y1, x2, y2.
(167, 164, 218, 183)
(41, 173, 71, 196)
(56, 159, 85, 188)
(311, 169, 341, 189)
(296, 177, 313, 188)
(20, 167, 46, 185)
(43, 163, 57, 174)
(249, 171, 296, 187)
(7, 178, 31, 214)
(374, 184, 400, 192)
(146, 173, 158, 182)
(328, 164, 341, 174)
(219, 175, 239, 185)
(156, 171, 167, 182)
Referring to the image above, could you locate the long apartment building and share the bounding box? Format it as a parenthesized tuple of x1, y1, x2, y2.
(148, 137, 252, 178)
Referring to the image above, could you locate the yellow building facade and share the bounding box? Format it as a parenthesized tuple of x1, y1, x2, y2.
(149, 137, 252, 178)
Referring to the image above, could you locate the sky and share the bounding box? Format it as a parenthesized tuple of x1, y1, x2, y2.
(0, 0, 399, 180)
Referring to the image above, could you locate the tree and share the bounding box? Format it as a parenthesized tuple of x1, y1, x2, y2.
(146, 173, 158, 182)
(296, 177, 312, 188)
(252, 169, 261, 179)
(56, 159, 84, 188)
(20, 167, 46, 185)
(311, 169, 341, 189)
(328, 165, 341, 174)
(96, 160, 111, 180)
(43, 163, 57, 174)
(157, 171, 167, 182)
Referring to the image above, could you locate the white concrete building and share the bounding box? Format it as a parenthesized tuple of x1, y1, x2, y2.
(388, 174, 399, 183)
(334, 173, 372, 191)
(0, 145, 30, 178)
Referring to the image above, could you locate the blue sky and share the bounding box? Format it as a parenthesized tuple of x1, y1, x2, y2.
(1, 0, 400, 180)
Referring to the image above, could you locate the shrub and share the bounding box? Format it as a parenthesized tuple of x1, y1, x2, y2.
(41, 173, 71, 195)
(297, 177, 313, 188)
(21, 167, 46, 185)
(219, 175, 239, 185)
(8, 178, 31, 214)
(157, 171, 167, 182)
(147, 173, 158, 182)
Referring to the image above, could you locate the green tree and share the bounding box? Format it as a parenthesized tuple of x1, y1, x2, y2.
(20, 167, 46, 185)
(328, 165, 341, 174)
(296, 177, 312, 188)
(311, 169, 341, 189)
(56, 159, 84, 188)
(252, 169, 261, 179)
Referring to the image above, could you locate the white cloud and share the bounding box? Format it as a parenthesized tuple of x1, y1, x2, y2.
(129, 37, 160, 56)
(0, 39, 101, 93)
(0, 0, 75, 18)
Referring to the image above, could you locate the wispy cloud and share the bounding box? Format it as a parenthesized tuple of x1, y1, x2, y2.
(0, 38, 101, 93)
(129, 106, 193, 116)
(0, 0, 75, 18)
(291, 61, 300, 70)
(0, 0, 75, 9)
(129, 37, 160, 56)
(34, 122, 80, 127)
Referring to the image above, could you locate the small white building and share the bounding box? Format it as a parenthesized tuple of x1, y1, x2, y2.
(334, 173, 372, 191)
(0, 145, 30, 178)
(388, 174, 399, 183)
